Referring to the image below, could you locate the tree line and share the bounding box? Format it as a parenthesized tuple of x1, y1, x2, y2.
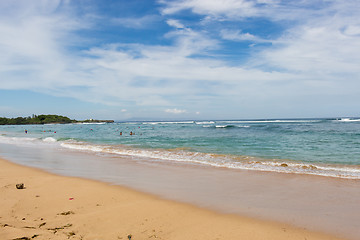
(0, 115, 74, 125)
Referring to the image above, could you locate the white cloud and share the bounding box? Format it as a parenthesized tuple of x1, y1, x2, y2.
(343, 25, 360, 36)
(160, 0, 346, 23)
(112, 15, 161, 29)
(254, 11, 360, 76)
(165, 108, 187, 114)
(0, 0, 89, 90)
(166, 19, 185, 29)
(160, 0, 258, 18)
(220, 29, 270, 42)
(0, 0, 360, 119)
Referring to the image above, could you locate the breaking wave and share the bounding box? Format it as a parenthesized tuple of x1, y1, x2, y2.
(59, 140, 360, 180)
(335, 118, 360, 122)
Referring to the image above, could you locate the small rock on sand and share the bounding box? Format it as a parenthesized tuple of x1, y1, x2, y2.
(16, 183, 25, 189)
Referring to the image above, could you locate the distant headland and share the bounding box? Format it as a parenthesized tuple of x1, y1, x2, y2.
(0, 115, 114, 125)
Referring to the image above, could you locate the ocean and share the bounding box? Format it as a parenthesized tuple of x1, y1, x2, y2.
(1, 118, 360, 179)
(1, 118, 360, 239)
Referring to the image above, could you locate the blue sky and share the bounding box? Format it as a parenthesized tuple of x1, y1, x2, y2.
(1, 0, 359, 120)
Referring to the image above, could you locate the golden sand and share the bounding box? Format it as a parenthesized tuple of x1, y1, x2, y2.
(0, 157, 344, 240)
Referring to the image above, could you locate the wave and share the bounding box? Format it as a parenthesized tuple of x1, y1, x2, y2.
(336, 118, 360, 122)
(42, 137, 57, 142)
(59, 140, 360, 179)
(203, 125, 249, 128)
(0, 135, 38, 145)
(1, 134, 360, 179)
(0, 135, 58, 145)
(142, 121, 194, 125)
(195, 121, 215, 125)
(221, 120, 322, 124)
(215, 125, 236, 128)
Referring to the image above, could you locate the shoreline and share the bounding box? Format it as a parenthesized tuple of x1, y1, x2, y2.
(0, 157, 345, 240)
(1, 133, 359, 180)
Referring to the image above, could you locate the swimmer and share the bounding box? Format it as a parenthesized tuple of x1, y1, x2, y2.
(25, 130, 27, 134)
(120, 131, 122, 136)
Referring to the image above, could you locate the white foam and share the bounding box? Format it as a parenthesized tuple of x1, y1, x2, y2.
(142, 121, 194, 125)
(0, 135, 38, 145)
(195, 121, 215, 125)
(59, 141, 360, 179)
(222, 120, 322, 123)
(61, 142, 104, 152)
(0, 135, 61, 149)
(215, 125, 235, 128)
(43, 137, 57, 142)
(336, 118, 360, 122)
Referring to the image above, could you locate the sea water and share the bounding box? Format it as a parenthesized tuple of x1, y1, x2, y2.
(1, 118, 359, 179)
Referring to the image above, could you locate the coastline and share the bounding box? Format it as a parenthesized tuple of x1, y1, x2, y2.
(0, 114, 114, 125)
(0, 157, 344, 240)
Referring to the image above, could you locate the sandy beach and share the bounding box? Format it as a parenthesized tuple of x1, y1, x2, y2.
(0, 157, 345, 240)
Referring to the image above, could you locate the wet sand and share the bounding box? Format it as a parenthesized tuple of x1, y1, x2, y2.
(0, 157, 345, 240)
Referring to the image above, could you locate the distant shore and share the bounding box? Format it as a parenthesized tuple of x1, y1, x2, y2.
(0, 157, 343, 240)
(0, 114, 114, 125)
(76, 119, 114, 124)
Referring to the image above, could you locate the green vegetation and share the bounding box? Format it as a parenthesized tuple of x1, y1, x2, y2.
(0, 115, 74, 125)
(81, 119, 114, 123)
(0, 115, 114, 125)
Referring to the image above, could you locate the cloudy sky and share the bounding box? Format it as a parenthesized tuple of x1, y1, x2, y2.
(1, 0, 359, 120)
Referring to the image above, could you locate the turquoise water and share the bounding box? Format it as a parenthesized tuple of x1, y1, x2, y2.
(1, 118, 360, 178)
